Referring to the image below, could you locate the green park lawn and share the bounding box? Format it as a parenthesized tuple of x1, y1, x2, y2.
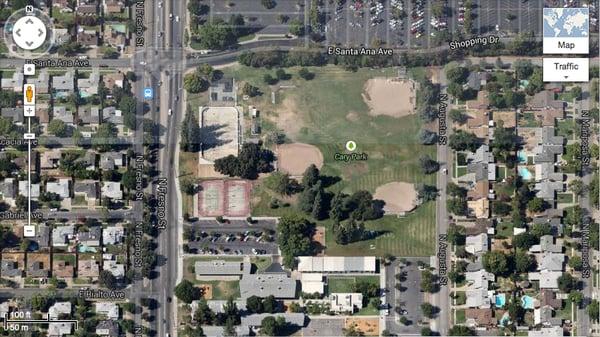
(326, 276, 379, 294)
(220, 65, 436, 257)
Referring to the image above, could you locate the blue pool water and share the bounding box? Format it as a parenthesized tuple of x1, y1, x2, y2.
(78, 245, 97, 253)
(499, 312, 510, 327)
(518, 167, 533, 180)
(53, 91, 69, 99)
(495, 294, 506, 308)
(521, 295, 535, 309)
(79, 91, 92, 98)
(517, 151, 528, 163)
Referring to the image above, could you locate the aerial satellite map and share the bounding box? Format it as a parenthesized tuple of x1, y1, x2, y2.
(0, 0, 598, 336)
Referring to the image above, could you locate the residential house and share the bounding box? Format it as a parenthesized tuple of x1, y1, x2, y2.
(0, 178, 17, 207)
(74, 180, 99, 207)
(46, 178, 71, 199)
(102, 226, 125, 245)
(48, 322, 72, 337)
(529, 91, 565, 110)
(96, 320, 119, 336)
(99, 152, 124, 170)
(464, 72, 489, 91)
(49, 302, 71, 320)
(76, 0, 99, 14)
(1, 71, 23, 92)
(102, 107, 123, 125)
(40, 150, 62, 169)
(102, 73, 124, 91)
(95, 302, 119, 320)
(27, 253, 50, 278)
(77, 106, 101, 126)
(52, 70, 75, 93)
(104, 23, 128, 51)
(101, 181, 123, 200)
(52, 225, 75, 247)
(78, 259, 100, 278)
(33, 225, 51, 250)
(1, 108, 24, 125)
(103, 259, 125, 278)
(529, 235, 562, 254)
(465, 308, 496, 328)
(1, 253, 24, 278)
(465, 233, 489, 255)
(78, 69, 100, 96)
(78, 226, 102, 246)
(26, 69, 50, 94)
(77, 29, 99, 46)
(104, 0, 125, 14)
(19, 180, 40, 199)
(53, 258, 75, 279)
(534, 305, 562, 326)
(53, 106, 75, 125)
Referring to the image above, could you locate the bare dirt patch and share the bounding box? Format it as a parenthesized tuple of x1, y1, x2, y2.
(271, 97, 304, 138)
(362, 78, 417, 118)
(374, 181, 418, 215)
(276, 143, 324, 177)
(199, 284, 213, 299)
(345, 318, 379, 336)
(346, 111, 360, 122)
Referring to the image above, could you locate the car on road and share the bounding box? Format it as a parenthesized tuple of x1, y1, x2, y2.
(169, 13, 173, 19)
(158, 1, 162, 7)
(175, 16, 180, 22)
(168, 108, 172, 116)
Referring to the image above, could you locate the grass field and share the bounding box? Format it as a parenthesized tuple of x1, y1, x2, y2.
(200, 280, 241, 300)
(221, 65, 436, 257)
(327, 276, 380, 294)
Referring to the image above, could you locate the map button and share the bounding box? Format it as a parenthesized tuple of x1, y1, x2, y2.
(543, 8, 589, 54)
(11, 15, 47, 50)
(543, 58, 589, 82)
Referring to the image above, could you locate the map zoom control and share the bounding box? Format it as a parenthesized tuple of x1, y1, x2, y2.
(12, 16, 47, 50)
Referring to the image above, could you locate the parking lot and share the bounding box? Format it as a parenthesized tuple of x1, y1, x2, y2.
(185, 219, 279, 256)
(321, 0, 550, 50)
(208, 0, 306, 36)
(384, 257, 429, 335)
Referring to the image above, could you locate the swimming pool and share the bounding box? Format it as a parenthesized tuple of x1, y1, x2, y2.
(78, 245, 97, 253)
(495, 294, 506, 308)
(521, 295, 535, 309)
(499, 312, 510, 327)
(518, 167, 533, 180)
(517, 151, 528, 164)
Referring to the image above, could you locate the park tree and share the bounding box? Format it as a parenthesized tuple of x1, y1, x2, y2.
(174, 280, 201, 303)
(196, 21, 236, 50)
(417, 129, 438, 145)
(180, 106, 202, 152)
(277, 215, 314, 267)
(302, 164, 320, 188)
(420, 270, 438, 293)
(298, 67, 314, 80)
(242, 82, 260, 97)
(184, 72, 209, 93)
(512, 232, 537, 250)
(416, 184, 438, 203)
(449, 109, 468, 124)
(419, 155, 440, 174)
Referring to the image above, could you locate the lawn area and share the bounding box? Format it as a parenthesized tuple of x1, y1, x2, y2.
(496, 222, 514, 238)
(326, 276, 379, 294)
(557, 193, 574, 204)
(199, 280, 241, 300)
(557, 297, 574, 320)
(324, 202, 436, 256)
(556, 118, 578, 140)
(179, 151, 198, 216)
(455, 309, 466, 324)
(219, 65, 436, 256)
(251, 256, 272, 272)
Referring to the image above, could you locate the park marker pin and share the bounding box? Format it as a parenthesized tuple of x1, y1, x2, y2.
(346, 141, 357, 152)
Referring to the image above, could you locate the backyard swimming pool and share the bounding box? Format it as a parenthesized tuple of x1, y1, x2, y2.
(521, 295, 535, 309)
(518, 167, 533, 180)
(495, 294, 506, 308)
(517, 151, 528, 163)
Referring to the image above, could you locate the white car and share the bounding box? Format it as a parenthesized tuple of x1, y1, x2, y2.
(168, 109, 172, 116)
(175, 16, 180, 22)
(169, 13, 173, 19)
(158, 1, 162, 8)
